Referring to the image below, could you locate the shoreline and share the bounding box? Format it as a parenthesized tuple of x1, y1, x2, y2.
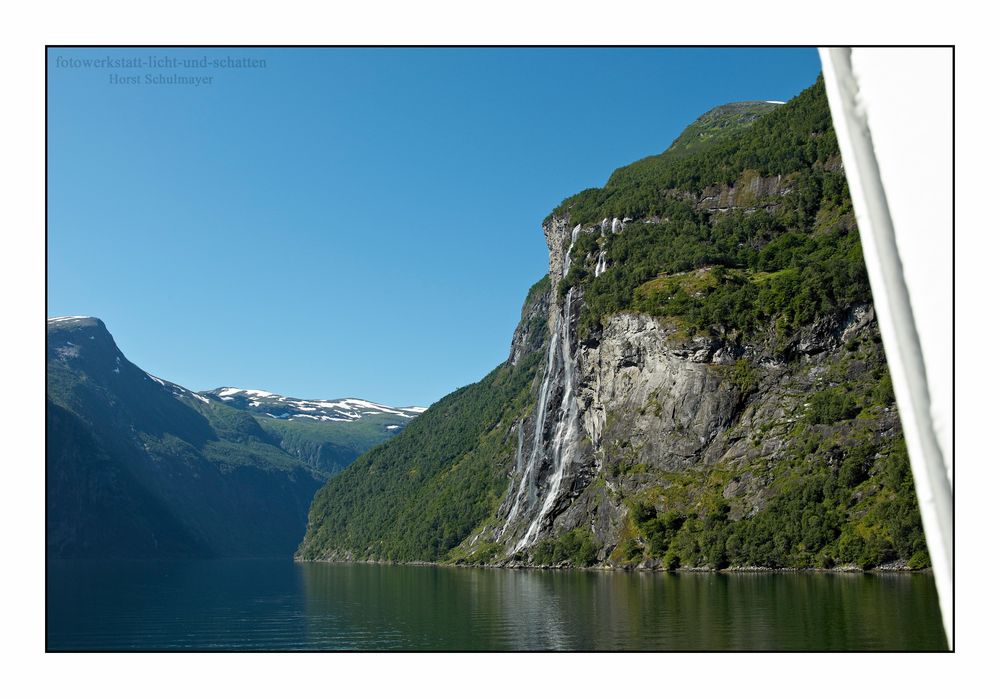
(293, 555, 932, 575)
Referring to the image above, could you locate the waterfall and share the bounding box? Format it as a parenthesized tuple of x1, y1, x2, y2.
(515, 420, 524, 478)
(514, 286, 579, 552)
(498, 304, 561, 545)
(595, 249, 608, 277)
(498, 224, 582, 555)
(566, 224, 581, 272)
(498, 415, 532, 540)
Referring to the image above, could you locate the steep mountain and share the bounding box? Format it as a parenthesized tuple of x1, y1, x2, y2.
(299, 278, 550, 562)
(298, 76, 929, 571)
(46, 317, 417, 558)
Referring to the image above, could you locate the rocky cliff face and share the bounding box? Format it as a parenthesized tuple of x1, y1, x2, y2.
(299, 78, 927, 571)
(474, 216, 902, 568)
(507, 276, 551, 367)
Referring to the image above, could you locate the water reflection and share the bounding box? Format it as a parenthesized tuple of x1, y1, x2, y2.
(298, 564, 947, 651)
(46, 559, 948, 651)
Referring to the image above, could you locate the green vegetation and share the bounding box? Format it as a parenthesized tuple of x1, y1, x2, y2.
(298, 351, 544, 562)
(805, 387, 860, 425)
(518, 275, 551, 341)
(549, 79, 839, 225)
(720, 358, 760, 399)
(615, 336, 928, 571)
(530, 528, 601, 567)
(46, 318, 326, 558)
(259, 416, 404, 476)
(662, 101, 782, 160)
(464, 542, 505, 565)
(554, 77, 867, 342)
(620, 433, 927, 571)
(298, 75, 927, 573)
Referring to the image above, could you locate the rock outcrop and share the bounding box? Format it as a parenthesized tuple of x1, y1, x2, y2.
(475, 213, 906, 568)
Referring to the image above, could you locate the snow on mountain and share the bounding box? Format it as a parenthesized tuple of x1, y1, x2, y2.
(202, 388, 426, 423)
(47, 315, 97, 324)
(146, 372, 210, 403)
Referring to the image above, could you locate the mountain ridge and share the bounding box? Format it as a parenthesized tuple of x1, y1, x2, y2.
(46, 315, 420, 557)
(202, 387, 425, 423)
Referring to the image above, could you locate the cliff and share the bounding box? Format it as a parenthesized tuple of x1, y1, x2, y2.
(298, 77, 928, 571)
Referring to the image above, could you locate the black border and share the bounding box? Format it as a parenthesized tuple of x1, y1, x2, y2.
(44, 44, 957, 654)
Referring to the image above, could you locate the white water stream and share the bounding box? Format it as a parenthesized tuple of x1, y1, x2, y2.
(499, 225, 582, 554)
(514, 286, 579, 552)
(595, 249, 608, 276)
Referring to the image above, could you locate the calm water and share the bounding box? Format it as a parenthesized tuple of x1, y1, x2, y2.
(47, 559, 948, 651)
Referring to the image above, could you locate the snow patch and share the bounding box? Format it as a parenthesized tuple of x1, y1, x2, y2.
(207, 387, 426, 420)
(47, 316, 93, 324)
(242, 389, 276, 398)
(217, 387, 276, 398)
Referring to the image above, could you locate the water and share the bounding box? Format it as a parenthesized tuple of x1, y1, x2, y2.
(500, 331, 558, 542)
(506, 225, 583, 553)
(595, 249, 608, 276)
(518, 286, 579, 551)
(497, 420, 526, 541)
(47, 560, 948, 651)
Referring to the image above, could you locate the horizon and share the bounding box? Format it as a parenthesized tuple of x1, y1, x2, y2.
(46, 47, 821, 406)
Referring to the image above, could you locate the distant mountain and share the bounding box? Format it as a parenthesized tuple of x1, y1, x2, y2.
(204, 388, 425, 423)
(46, 316, 421, 558)
(200, 388, 424, 475)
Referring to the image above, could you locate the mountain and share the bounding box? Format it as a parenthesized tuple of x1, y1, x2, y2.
(299, 279, 551, 561)
(661, 100, 783, 160)
(200, 388, 425, 476)
(298, 76, 930, 572)
(203, 388, 425, 423)
(46, 316, 419, 558)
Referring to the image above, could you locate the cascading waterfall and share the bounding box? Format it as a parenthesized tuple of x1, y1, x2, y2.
(514, 286, 579, 552)
(497, 418, 529, 540)
(498, 224, 581, 554)
(594, 249, 608, 276)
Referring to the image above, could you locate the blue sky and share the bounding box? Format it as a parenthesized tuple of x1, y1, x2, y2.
(47, 47, 820, 406)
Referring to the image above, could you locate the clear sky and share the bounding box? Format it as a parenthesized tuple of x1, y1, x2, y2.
(47, 47, 820, 407)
